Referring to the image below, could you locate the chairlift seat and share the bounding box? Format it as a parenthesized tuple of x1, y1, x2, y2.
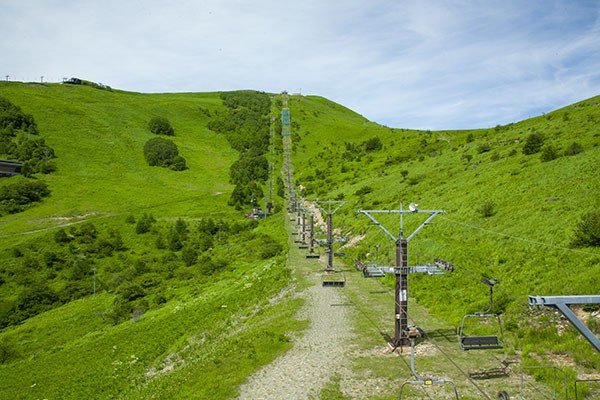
(322, 280, 345, 287)
(460, 335, 503, 351)
(306, 254, 320, 259)
(322, 272, 346, 287)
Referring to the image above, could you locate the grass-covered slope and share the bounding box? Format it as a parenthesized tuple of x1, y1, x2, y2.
(0, 83, 302, 399)
(0, 82, 598, 398)
(288, 93, 600, 367)
(0, 82, 238, 236)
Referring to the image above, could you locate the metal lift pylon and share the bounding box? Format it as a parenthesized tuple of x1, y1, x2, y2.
(528, 295, 600, 352)
(358, 203, 445, 348)
(313, 200, 346, 287)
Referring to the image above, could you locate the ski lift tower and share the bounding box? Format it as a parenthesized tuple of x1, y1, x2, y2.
(281, 91, 291, 138)
(358, 203, 445, 348)
(314, 200, 346, 272)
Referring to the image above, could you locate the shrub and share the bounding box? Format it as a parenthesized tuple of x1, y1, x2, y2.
(136, 213, 156, 234)
(477, 200, 497, 218)
(564, 142, 583, 156)
(571, 210, 600, 247)
(148, 116, 174, 136)
(364, 136, 383, 152)
(54, 228, 71, 243)
(143, 137, 187, 170)
(477, 143, 492, 153)
(354, 185, 373, 196)
(0, 177, 50, 214)
(522, 132, 546, 155)
(540, 144, 559, 162)
(168, 155, 187, 171)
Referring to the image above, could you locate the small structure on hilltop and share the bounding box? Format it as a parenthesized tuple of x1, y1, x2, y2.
(63, 77, 82, 85)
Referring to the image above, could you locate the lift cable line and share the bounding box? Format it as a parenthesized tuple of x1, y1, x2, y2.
(357, 203, 445, 348)
(440, 216, 600, 258)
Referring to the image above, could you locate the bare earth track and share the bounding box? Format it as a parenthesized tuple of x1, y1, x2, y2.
(238, 276, 352, 400)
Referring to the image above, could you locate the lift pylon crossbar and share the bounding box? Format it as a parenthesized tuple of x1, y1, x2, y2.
(529, 295, 600, 352)
(358, 209, 444, 241)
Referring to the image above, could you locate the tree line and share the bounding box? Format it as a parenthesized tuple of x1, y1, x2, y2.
(207, 91, 272, 210)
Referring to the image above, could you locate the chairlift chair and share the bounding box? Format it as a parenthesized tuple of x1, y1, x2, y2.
(457, 278, 505, 351)
(322, 270, 346, 287)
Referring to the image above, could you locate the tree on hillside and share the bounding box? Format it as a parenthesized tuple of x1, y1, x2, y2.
(0, 97, 56, 175)
(148, 116, 174, 136)
(522, 131, 545, 155)
(364, 136, 383, 152)
(143, 137, 187, 170)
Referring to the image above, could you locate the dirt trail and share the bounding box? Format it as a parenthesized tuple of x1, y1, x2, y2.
(238, 278, 353, 399)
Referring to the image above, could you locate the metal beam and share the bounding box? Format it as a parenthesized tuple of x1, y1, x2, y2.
(529, 295, 600, 352)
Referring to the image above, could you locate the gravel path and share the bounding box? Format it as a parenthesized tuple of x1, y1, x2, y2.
(238, 279, 352, 400)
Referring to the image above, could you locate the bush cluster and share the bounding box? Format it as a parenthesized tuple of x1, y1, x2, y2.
(148, 116, 174, 136)
(0, 176, 50, 214)
(0, 212, 284, 329)
(0, 96, 56, 175)
(207, 91, 271, 210)
(571, 210, 600, 247)
(522, 131, 545, 155)
(143, 137, 187, 171)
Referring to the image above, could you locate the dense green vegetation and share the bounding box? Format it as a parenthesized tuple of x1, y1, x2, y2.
(148, 115, 175, 136)
(143, 136, 187, 170)
(0, 176, 50, 215)
(207, 91, 272, 210)
(0, 96, 56, 175)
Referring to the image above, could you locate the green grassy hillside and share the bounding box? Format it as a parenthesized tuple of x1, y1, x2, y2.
(288, 93, 600, 368)
(0, 83, 301, 399)
(0, 81, 598, 398)
(0, 82, 238, 236)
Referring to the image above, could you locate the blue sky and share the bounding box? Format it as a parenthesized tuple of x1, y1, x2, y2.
(1, 0, 599, 130)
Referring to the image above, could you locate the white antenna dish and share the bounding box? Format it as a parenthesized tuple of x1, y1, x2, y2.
(408, 203, 418, 212)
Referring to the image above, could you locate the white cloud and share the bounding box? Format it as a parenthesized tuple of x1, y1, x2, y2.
(1, 0, 599, 129)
